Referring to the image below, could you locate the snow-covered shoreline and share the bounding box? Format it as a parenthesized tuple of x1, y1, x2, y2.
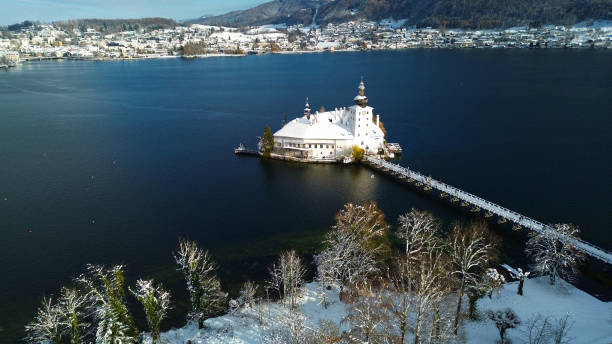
(155, 277, 611, 344)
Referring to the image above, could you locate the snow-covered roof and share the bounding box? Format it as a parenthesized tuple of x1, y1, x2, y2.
(274, 110, 354, 140)
(353, 95, 367, 101)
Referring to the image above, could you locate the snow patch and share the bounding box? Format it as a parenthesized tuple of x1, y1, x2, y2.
(156, 277, 611, 344)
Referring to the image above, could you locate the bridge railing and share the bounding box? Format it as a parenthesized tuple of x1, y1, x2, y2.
(364, 156, 612, 264)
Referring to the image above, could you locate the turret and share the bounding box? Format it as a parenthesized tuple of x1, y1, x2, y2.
(353, 78, 368, 107)
(304, 97, 311, 120)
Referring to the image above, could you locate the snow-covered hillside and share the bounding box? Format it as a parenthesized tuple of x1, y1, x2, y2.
(157, 277, 611, 344)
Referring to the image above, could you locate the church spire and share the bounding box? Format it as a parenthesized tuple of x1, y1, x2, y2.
(304, 97, 311, 119)
(354, 77, 368, 107)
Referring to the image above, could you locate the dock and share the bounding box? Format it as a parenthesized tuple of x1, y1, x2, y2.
(364, 156, 612, 265)
(386, 142, 402, 154)
(234, 144, 261, 157)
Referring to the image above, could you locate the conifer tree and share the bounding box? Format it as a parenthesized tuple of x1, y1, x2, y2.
(77, 265, 139, 344)
(261, 125, 275, 156)
(174, 238, 226, 328)
(59, 288, 88, 344)
(130, 279, 171, 344)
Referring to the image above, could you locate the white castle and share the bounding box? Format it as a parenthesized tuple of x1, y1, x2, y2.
(273, 79, 385, 161)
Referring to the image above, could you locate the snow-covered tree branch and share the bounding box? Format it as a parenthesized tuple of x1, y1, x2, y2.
(130, 279, 172, 344)
(525, 223, 585, 285)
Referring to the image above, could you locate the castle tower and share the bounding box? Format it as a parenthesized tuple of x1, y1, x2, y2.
(304, 97, 311, 119)
(354, 77, 368, 108)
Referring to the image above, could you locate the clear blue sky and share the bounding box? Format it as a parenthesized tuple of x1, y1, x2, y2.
(1, 0, 268, 25)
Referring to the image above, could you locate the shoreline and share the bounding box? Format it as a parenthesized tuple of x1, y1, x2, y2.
(6, 45, 611, 68)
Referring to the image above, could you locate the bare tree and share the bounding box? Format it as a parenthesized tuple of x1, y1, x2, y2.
(551, 314, 573, 344)
(487, 308, 520, 344)
(174, 238, 226, 327)
(522, 314, 551, 344)
(343, 281, 390, 344)
(520, 313, 574, 344)
(388, 258, 413, 344)
(24, 297, 64, 344)
(398, 208, 441, 265)
(231, 280, 258, 313)
(333, 201, 391, 259)
(450, 221, 497, 334)
(268, 250, 306, 309)
(525, 223, 585, 285)
(410, 249, 451, 344)
(316, 226, 378, 292)
(129, 279, 171, 344)
(316, 202, 389, 292)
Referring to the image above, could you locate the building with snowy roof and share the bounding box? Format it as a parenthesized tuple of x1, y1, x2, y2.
(273, 79, 385, 161)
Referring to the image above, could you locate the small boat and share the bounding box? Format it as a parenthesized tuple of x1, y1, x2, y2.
(234, 143, 246, 153)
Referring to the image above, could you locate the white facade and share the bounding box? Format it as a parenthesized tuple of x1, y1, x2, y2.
(273, 80, 385, 160)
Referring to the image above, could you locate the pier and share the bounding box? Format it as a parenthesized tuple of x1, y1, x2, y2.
(234, 144, 261, 157)
(364, 156, 612, 265)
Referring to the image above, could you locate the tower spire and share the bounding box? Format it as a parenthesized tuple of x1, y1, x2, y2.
(304, 97, 311, 119)
(354, 78, 368, 107)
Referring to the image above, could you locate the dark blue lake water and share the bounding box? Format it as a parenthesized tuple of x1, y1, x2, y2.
(1, 50, 611, 342)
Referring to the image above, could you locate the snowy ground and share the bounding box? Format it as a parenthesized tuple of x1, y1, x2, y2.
(464, 277, 612, 344)
(158, 277, 611, 343)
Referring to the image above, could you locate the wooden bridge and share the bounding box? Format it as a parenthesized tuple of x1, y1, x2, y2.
(364, 156, 612, 265)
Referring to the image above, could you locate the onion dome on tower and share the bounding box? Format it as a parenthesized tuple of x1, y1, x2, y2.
(304, 97, 311, 119)
(353, 77, 368, 107)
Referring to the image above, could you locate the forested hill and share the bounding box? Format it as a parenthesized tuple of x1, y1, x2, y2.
(54, 18, 177, 33)
(193, 0, 612, 29)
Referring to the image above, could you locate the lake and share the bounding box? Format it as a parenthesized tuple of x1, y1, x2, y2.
(0, 50, 611, 343)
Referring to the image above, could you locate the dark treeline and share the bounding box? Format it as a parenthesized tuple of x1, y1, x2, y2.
(1, 18, 177, 33)
(54, 18, 177, 33)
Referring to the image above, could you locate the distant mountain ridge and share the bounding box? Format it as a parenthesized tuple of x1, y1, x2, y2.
(191, 0, 612, 29)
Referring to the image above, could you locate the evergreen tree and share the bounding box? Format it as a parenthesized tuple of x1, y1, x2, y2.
(77, 265, 139, 344)
(174, 238, 227, 328)
(261, 125, 275, 157)
(59, 288, 88, 344)
(130, 279, 171, 344)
